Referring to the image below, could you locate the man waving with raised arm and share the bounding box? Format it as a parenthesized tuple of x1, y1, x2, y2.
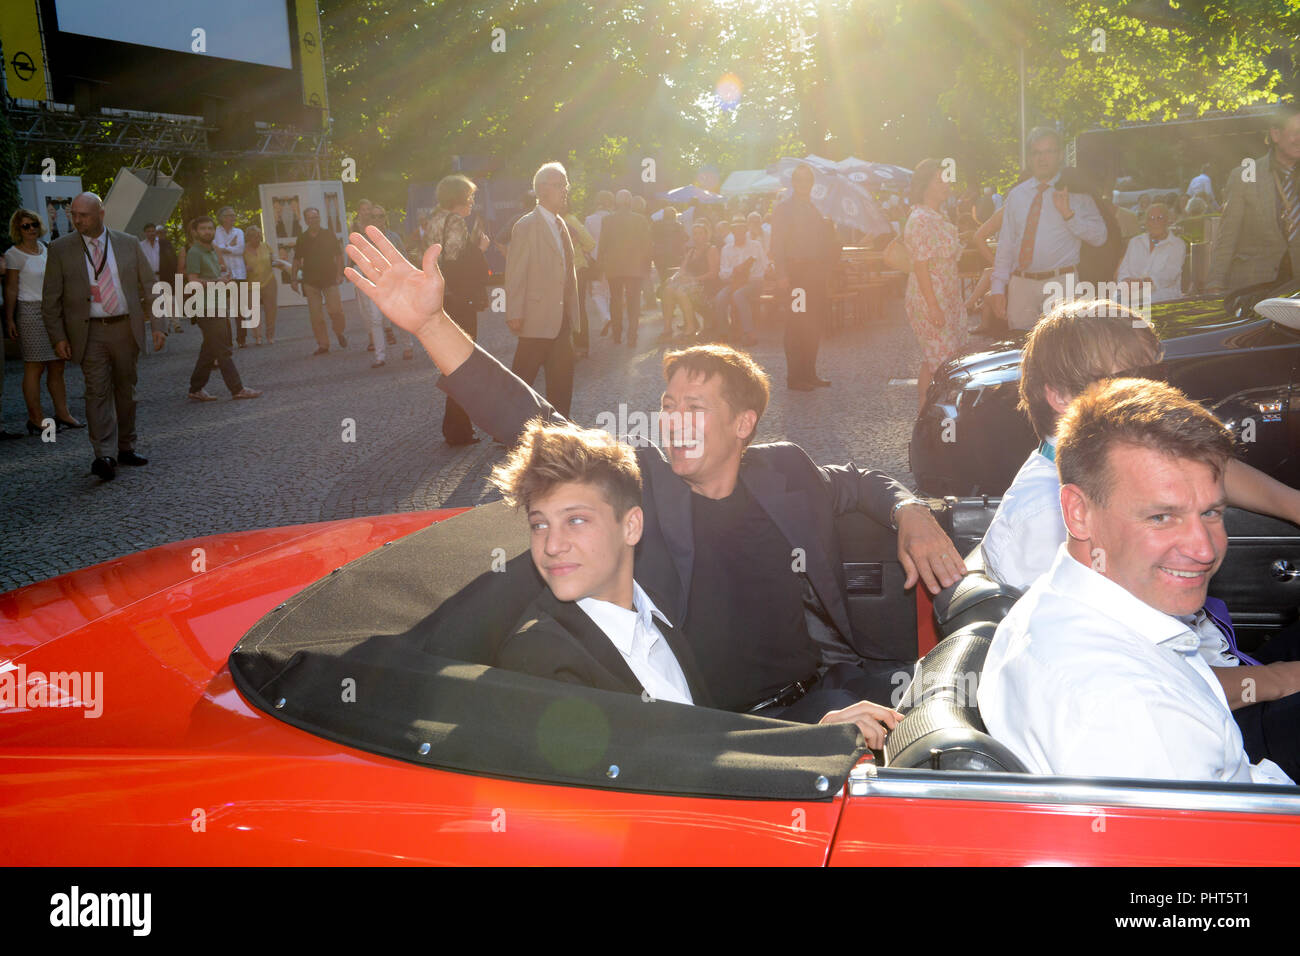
(345, 179, 965, 714)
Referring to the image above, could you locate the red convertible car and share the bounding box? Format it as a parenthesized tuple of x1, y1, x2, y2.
(2, 498, 1299, 866)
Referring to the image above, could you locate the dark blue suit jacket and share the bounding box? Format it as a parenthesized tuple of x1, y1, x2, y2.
(439, 344, 914, 669)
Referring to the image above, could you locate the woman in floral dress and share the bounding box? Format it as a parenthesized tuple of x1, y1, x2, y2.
(903, 158, 969, 412)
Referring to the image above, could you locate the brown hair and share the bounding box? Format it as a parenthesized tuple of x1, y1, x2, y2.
(489, 419, 642, 518)
(436, 174, 476, 210)
(9, 208, 45, 244)
(1056, 377, 1235, 505)
(661, 344, 770, 445)
(909, 158, 943, 204)
(1018, 300, 1161, 440)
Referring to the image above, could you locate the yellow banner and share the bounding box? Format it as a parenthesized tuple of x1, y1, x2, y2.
(296, 0, 328, 125)
(0, 0, 49, 101)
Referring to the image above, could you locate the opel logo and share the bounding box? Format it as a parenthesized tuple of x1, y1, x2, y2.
(12, 52, 35, 81)
(303, 32, 317, 52)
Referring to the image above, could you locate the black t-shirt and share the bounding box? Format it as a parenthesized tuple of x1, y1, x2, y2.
(683, 482, 820, 710)
(297, 228, 341, 287)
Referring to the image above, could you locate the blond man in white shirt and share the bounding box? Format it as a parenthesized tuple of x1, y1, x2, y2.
(979, 377, 1293, 784)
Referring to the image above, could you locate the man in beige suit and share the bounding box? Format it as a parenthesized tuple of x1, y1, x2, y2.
(1208, 103, 1300, 294)
(42, 192, 165, 481)
(505, 162, 577, 417)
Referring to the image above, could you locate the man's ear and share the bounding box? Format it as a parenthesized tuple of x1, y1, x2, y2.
(623, 505, 644, 547)
(1044, 384, 1073, 416)
(1060, 483, 1092, 541)
(735, 408, 758, 444)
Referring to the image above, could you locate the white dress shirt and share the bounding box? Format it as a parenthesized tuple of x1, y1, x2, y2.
(991, 173, 1108, 294)
(978, 545, 1293, 784)
(718, 237, 768, 281)
(536, 205, 563, 253)
(980, 441, 1065, 591)
(139, 237, 160, 275)
(81, 230, 126, 318)
(577, 581, 693, 705)
(214, 225, 247, 279)
(1116, 232, 1186, 303)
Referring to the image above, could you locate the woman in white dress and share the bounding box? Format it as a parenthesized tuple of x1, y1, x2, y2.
(4, 209, 82, 434)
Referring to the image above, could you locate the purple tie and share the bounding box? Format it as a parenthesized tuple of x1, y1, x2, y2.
(1203, 597, 1261, 666)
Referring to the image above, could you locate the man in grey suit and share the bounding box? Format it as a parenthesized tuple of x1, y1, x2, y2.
(42, 192, 165, 481)
(1208, 103, 1300, 294)
(505, 162, 577, 417)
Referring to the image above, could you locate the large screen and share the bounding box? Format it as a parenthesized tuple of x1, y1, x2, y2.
(54, 0, 293, 69)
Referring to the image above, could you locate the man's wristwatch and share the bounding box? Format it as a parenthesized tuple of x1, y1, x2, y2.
(890, 497, 928, 531)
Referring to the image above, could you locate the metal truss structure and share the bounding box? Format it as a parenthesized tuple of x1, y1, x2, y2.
(7, 99, 332, 180)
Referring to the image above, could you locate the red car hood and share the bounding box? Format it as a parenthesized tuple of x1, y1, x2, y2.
(0, 510, 464, 747)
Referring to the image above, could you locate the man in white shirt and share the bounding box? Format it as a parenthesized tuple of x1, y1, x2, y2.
(214, 206, 249, 346)
(714, 221, 768, 346)
(1116, 202, 1186, 303)
(979, 376, 1294, 784)
(487, 419, 902, 745)
(990, 126, 1107, 330)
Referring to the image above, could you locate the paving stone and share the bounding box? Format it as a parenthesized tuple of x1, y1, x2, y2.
(1, 295, 940, 591)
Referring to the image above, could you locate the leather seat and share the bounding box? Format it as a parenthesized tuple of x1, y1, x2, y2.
(884, 622, 1029, 773)
(931, 545, 1023, 639)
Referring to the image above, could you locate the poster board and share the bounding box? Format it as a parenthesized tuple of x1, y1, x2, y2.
(18, 175, 84, 243)
(258, 180, 354, 306)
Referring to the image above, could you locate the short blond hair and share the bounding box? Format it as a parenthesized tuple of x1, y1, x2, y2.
(489, 419, 642, 518)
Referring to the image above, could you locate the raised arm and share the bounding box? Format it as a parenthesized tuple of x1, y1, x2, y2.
(345, 226, 566, 444)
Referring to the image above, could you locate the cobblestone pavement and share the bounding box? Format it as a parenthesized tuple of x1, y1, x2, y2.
(1, 292, 935, 591)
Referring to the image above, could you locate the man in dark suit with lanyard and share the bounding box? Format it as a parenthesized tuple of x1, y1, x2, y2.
(343, 226, 967, 713)
(42, 192, 165, 481)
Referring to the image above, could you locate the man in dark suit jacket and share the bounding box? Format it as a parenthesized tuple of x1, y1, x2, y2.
(344, 224, 966, 713)
(487, 419, 710, 706)
(43, 192, 165, 481)
(597, 189, 653, 345)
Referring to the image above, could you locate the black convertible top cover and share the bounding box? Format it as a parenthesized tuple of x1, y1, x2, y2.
(229, 501, 866, 800)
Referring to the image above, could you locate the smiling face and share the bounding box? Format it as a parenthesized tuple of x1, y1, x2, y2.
(528, 481, 641, 605)
(658, 369, 753, 494)
(1064, 444, 1226, 617)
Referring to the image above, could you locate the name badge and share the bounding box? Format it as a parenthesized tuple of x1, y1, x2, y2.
(90, 286, 103, 303)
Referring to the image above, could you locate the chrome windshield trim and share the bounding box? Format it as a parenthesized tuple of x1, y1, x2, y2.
(849, 765, 1300, 815)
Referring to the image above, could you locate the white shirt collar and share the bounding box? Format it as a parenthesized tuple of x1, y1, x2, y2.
(1051, 547, 1198, 652)
(577, 581, 670, 656)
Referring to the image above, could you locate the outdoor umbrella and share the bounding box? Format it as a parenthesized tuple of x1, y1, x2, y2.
(832, 158, 913, 192)
(657, 185, 725, 204)
(766, 158, 892, 237)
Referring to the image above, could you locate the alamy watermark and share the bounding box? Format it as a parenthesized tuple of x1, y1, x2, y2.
(0, 663, 103, 718)
(151, 274, 261, 328)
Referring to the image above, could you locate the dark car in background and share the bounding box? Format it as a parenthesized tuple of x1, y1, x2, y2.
(909, 289, 1300, 497)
